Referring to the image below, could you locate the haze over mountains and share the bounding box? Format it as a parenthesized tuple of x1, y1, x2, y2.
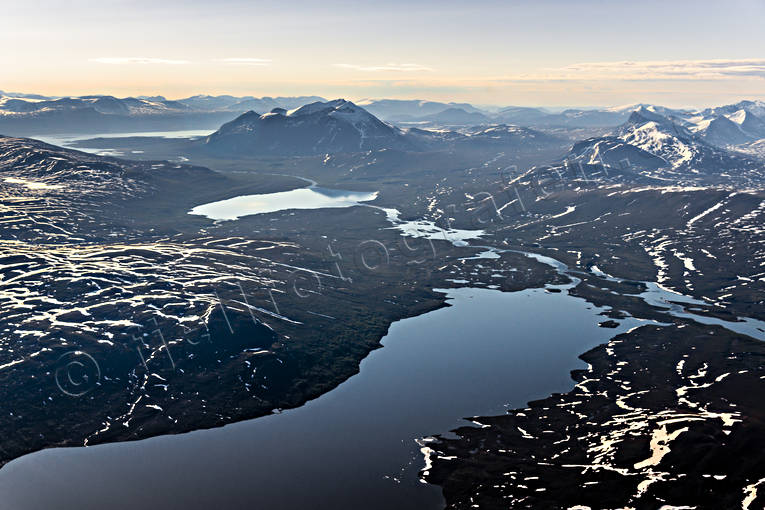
(0, 92, 328, 134)
(194, 98, 765, 188)
(7, 90, 758, 189)
(4, 90, 765, 144)
(203, 99, 416, 155)
(2, 90, 765, 189)
(2, 89, 764, 510)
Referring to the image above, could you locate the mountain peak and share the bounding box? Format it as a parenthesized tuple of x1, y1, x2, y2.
(204, 99, 412, 156)
(288, 98, 364, 117)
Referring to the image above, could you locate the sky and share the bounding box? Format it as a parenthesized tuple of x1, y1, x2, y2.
(2, 0, 764, 108)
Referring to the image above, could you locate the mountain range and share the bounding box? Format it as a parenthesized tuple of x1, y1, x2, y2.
(3, 90, 765, 147)
(532, 104, 765, 188)
(0, 92, 328, 135)
(200, 99, 567, 157)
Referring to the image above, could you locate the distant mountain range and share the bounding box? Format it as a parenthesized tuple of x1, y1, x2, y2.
(356, 99, 765, 141)
(541, 104, 765, 187)
(200, 99, 566, 157)
(199, 97, 765, 174)
(0, 92, 328, 135)
(2, 90, 765, 146)
(2, 91, 765, 183)
(356, 99, 486, 123)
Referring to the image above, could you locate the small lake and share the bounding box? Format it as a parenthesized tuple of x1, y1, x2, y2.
(35, 129, 214, 156)
(189, 187, 379, 220)
(0, 285, 647, 510)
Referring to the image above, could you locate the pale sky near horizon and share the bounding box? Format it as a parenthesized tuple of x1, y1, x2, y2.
(2, 0, 764, 108)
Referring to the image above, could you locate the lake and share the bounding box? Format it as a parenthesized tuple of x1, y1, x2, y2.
(0, 284, 647, 510)
(189, 187, 379, 220)
(35, 129, 214, 156)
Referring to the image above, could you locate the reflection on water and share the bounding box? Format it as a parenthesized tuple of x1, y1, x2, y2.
(0, 287, 647, 510)
(189, 187, 379, 220)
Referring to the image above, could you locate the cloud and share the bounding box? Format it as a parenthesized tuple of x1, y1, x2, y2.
(217, 58, 272, 66)
(334, 63, 433, 72)
(547, 59, 765, 81)
(90, 57, 189, 65)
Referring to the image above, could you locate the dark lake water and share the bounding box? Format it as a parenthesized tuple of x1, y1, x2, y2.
(0, 285, 647, 510)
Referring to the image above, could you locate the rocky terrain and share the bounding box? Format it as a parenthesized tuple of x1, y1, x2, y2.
(0, 134, 566, 468)
(423, 322, 765, 509)
(0, 96, 763, 509)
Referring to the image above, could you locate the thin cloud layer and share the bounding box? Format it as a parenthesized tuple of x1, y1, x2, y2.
(555, 59, 765, 80)
(90, 57, 190, 65)
(217, 58, 272, 66)
(334, 63, 433, 72)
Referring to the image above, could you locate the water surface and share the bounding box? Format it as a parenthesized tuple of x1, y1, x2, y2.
(0, 286, 646, 510)
(189, 187, 378, 220)
(36, 129, 213, 152)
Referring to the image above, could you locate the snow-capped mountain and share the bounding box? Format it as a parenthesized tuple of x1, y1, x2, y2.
(700, 99, 765, 119)
(616, 108, 701, 169)
(203, 99, 415, 155)
(560, 106, 763, 185)
(567, 136, 667, 172)
(681, 101, 765, 147)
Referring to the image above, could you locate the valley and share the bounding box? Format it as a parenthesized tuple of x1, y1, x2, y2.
(0, 96, 763, 509)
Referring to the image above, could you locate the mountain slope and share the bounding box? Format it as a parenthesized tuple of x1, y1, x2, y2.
(417, 107, 492, 126)
(701, 115, 754, 146)
(553, 107, 764, 186)
(203, 99, 416, 155)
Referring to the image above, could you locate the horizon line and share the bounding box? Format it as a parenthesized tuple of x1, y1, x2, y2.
(2, 89, 764, 112)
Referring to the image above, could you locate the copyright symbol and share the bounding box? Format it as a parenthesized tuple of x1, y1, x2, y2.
(54, 351, 101, 397)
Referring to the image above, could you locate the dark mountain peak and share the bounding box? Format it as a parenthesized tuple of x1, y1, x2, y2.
(622, 107, 694, 139)
(439, 107, 468, 114)
(708, 114, 740, 129)
(213, 110, 261, 135)
(626, 107, 667, 125)
(565, 135, 668, 176)
(203, 99, 411, 156)
(625, 110, 651, 126)
(498, 106, 547, 115)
